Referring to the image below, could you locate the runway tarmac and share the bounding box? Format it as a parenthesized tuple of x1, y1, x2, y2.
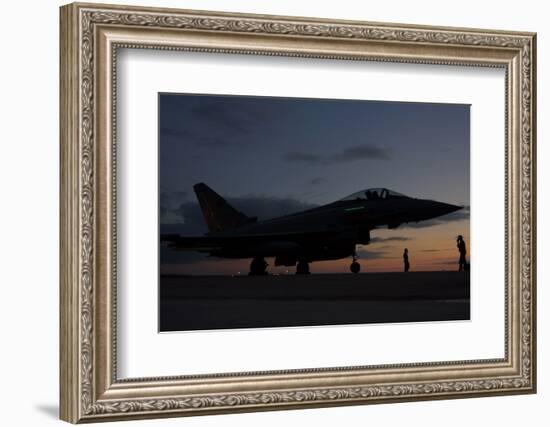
(159, 271, 470, 332)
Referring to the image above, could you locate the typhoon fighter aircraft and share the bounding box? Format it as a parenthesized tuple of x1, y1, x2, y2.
(161, 183, 462, 274)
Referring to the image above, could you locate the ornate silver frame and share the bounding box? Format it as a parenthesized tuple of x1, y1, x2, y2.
(60, 2, 536, 423)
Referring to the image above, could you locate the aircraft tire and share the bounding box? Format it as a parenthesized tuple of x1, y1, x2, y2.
(296, 261, 310, 275)
(350, 261, 361, 274)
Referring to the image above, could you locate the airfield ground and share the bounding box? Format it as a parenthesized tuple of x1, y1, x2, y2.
(159, 271, 470, 332)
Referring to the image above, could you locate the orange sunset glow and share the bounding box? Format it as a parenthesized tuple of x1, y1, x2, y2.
(160, 217, 470, 275)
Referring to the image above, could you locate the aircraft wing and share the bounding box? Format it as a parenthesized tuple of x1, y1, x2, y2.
(160, 234, 227, 251)
(160, 230, 353, 252)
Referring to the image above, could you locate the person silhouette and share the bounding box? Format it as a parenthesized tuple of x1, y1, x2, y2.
(457, 235, 467, 271)
(403, 248, 410, 272)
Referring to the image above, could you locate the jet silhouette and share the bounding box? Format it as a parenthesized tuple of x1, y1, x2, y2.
(161, 183, 462, 275)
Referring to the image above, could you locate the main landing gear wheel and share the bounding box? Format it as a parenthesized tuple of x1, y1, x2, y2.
(249, 257, 268, 276)
(350, 252, 361, 273)
(296, 260, 310, 275)
(350, 261, 361, 274)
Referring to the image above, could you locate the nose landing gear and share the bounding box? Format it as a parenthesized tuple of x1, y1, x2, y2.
(249, 257, 268, 276)
(350, 253, 361, 274)
(296, 259, 311, 275)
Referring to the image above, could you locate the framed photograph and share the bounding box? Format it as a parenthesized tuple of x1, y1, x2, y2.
(158, 93, 471, 332)
(60, 2, 536, 423)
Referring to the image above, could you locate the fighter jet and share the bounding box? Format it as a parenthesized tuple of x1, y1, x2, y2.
(161, 183, 462, 275)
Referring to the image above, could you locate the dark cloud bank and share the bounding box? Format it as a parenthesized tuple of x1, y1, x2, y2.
(284, 144, 392, 165)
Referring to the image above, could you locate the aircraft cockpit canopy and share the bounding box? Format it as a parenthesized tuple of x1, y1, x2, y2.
(340, 188, 408, 201)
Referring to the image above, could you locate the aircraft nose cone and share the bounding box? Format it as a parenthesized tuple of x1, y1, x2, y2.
(437, 202, 463, 216)
(411, 200, 463, 222)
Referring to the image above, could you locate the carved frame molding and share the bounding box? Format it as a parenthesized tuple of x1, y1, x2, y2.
(60, 2, 536, 423)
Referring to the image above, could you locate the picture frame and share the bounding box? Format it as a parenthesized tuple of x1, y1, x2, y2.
(59, 2, 536, 423)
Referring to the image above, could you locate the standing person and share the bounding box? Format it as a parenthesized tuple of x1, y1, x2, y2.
(403, 248, 410, 272)
(457, 235, 467, 271)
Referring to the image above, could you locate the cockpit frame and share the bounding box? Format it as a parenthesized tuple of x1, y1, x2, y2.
(339, 188, 408, 201)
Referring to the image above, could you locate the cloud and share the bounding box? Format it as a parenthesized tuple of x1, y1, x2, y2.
(370, 236, 412, 244)
(283, 144, 392, 165)
(355, 242, 400, 260)
(160, 96, 276, 149)
(309, 177, 326, 186)
(160, 126, 245, 148)
(329, 145, 392, 162)
(355, 247, 395, 260)
(160, 191, 188, 208)
(160, 191, 188, 225)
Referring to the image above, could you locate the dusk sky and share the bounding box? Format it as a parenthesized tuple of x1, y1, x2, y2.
(159, 93, 470, 275)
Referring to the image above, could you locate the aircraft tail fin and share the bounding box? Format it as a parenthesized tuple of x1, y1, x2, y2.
(193, 183, 253, 232)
